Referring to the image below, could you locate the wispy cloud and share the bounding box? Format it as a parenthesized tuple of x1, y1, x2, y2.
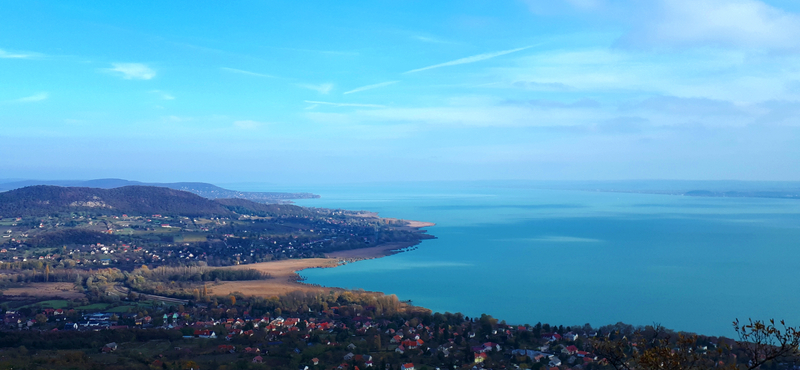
(404, 45, 536, 73)
(298, 83, 334, 94)
(304, 100, 385, 108)
(343, 81, 399, 95)
(10, 93, 49, 103)
(619, 0, 800, 50)
(221, 67, 276, 78)
(150, 90, 175, 100)
(0, 48, 41, 59)
(233, 120, 265, 129)
(105, 63, 156, 80)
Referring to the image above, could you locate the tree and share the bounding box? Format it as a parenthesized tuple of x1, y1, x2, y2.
(733, 318, 800, 369)
(35, 313, 48, 325)
(592, 320, 800, 370)
(229, 295, 236, 306)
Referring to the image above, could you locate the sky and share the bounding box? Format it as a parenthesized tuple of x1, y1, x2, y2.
(2, 0, 800, 184)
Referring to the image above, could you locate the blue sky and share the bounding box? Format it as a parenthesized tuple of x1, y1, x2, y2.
(2, 0, 800, 184)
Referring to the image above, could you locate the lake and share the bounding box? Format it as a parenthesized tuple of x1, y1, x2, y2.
(262, 182, 800, 337)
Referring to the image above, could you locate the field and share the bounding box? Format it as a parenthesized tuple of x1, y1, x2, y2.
(106, 305, 136, 313)
(75, 303, 110, 310)
(0, 282, 85, 299)
(174, 233, 207, 243)
(20, 299, 70, 309)
(210, 258, 340, 298)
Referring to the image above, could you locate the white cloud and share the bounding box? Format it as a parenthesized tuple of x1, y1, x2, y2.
(404, 45, 536, 73)
(221, 67, 275, 78)
(343, 81, 399, 95)
(298, 83, 334, 94)
(620, 0, 800, 50)
(0, 48, 42, 59)
(106, 63, 156, 80)
(494, 47, 797, 102)
(304, 100, 385, 108)
(11, 93, 48, 103)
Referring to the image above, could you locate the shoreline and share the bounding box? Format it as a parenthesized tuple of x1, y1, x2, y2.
(211, 220, 434, 298)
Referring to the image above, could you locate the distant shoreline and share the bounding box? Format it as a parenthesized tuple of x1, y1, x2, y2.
(211, 220, 435, 298)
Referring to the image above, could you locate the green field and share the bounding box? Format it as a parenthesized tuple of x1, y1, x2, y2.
(75, 303, 110, 310)
(21, 299, 70, 309)
(106, 305, 135, 313)
(174, 233, 207, 243)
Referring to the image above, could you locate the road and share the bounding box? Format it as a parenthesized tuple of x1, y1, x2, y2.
(113, 284, 189, 305)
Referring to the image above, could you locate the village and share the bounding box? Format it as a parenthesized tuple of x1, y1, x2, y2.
(0, 207, 430, 272)
(0, 290, 614, 370)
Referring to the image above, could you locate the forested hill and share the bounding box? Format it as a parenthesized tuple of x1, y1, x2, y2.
(0, 185, 236, 217)
(214, 198, 323, 217)
(0, 178, 319, 203)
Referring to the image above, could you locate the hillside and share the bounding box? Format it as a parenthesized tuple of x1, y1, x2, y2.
(215, 198, 322, 217)
(0, 178, 319, 203)
(0, 185, 234, 217)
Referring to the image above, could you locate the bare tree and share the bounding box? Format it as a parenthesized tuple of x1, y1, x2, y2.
(734, 318, 800, 370)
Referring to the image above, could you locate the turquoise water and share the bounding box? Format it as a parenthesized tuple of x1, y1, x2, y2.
(276, 183, 799, 337)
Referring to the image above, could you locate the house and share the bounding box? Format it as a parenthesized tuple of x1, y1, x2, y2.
(564, 345, 579, 355)
(344, 352, 355, 360)
(102, 342, 118, 353)
(252, 356, 263, 363)
(401, 364, 415, 370)
(312, 358, 320, 365)
(542, 333, 562, 342)
(194, 329, 216, 338)
(474, 353, 488, 363)
(549, 357, 562, 367)
(402, 339, 423, 349)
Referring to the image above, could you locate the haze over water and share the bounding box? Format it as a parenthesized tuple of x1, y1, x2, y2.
(280, 182, 800, 337)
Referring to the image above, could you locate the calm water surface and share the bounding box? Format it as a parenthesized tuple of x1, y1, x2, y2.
(256, 183, 800, 337)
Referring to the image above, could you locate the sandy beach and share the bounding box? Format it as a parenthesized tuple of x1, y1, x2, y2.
(210, 220, 433, 298)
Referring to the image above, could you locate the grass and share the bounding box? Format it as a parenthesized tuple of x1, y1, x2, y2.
(21, 299, 70, 309)
(75, 303, 110, 310)
(106, 305, 136, 313)
(174, 233, 207, 243)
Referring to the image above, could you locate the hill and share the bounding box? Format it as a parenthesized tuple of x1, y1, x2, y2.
(0, 178, 319, 203)
(0, 185, 234, 217)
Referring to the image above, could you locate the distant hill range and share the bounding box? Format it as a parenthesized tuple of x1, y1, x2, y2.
(0, 185, 314, 217)
(468, 180, 800, 200)
(0, 179, 318, 203)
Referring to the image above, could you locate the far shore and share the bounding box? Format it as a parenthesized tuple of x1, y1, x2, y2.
(210, 220, 434, 298)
